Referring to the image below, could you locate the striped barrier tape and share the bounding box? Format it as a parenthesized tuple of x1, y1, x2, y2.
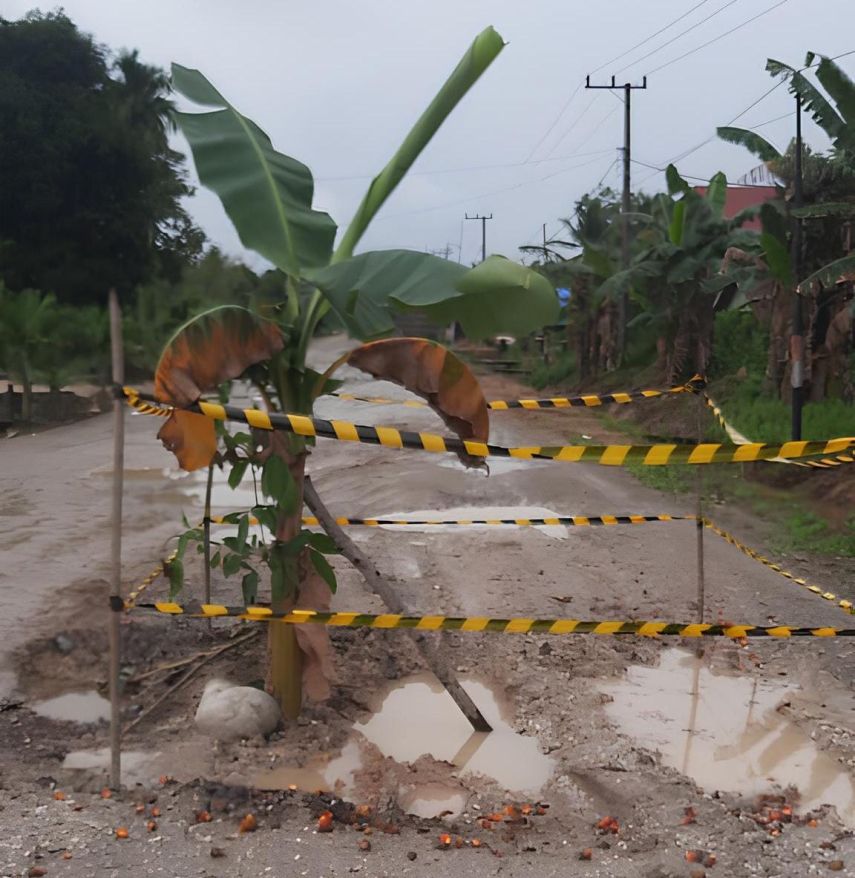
(137, 603, 855, 637)
(703, 519, 854, 615)
(121, 388, 855, 466)
(125, 551, 177, 610)
(333, 375, 706, 411)
(212, 513, 693, 528)
(703, 394, 855, 470)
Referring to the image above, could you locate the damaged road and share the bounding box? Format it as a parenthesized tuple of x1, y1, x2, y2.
(1, 334, 854, 877)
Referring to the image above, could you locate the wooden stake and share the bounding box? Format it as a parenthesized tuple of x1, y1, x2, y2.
(303, 476, 492, 732)
(108, 289, 124, 789)
(203, 463, 214, 618)
(695, 395, 705, 624)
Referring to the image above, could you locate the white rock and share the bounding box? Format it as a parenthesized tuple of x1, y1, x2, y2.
(194, 679, 281, 741)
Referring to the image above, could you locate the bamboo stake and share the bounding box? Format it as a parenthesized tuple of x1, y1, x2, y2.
(108, 289, 124, 789)
(303, 476, 492, 732)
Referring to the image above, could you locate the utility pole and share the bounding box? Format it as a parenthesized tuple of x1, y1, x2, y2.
(585, 75, 647, 364)
(465, 212, 493, 263)
(791, 92, 804, 440)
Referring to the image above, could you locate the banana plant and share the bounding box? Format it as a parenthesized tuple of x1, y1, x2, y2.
(152, 27, 559, 717)
(717, 51, 855, 293)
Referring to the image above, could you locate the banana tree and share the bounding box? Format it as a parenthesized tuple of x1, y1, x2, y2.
(614, 167, 755, 381)
(154, 27, 559, 717)
(717, 51, 855, 397)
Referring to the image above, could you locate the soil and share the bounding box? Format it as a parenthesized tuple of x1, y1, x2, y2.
(1, 335, 854, 877)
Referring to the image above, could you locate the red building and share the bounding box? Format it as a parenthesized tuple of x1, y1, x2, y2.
(692, 184, 779, 229)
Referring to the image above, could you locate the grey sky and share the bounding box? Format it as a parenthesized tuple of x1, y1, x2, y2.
(8, 0, 854, 268)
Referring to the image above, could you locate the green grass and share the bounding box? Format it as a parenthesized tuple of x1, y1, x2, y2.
(709, 374, 855, 443)
(528, 353, 577, 390)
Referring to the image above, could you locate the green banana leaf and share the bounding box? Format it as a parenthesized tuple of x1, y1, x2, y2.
(717, 126, 781, 161)
(792, 202, 855, 219)
(760, 232, 792, 285)
(705, 171, 728, 216)
(798, 254, 855, 294)
(665, 164, 690, 196)
(306, 250, 467, 338)
(766, 58, 846, 147)
(811, 54, 855, 145)
(308, 251, 558, 339)
(171, 64, 337, 277)
(333, 26, 505, 261)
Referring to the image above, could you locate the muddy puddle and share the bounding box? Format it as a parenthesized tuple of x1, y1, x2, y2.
(252, 672, 555, 817)
(34, 690, 110, 724)
(371, 506, 572, 540)
(601, 648, 855, 826)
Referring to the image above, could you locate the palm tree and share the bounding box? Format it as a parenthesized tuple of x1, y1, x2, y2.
(0, 286, 57, 423)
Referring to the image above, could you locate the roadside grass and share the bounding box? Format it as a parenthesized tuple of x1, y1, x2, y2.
(606, 412, 855, 559)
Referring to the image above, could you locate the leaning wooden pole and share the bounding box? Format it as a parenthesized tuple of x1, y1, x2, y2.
(303, 476, 492, 732)
(108, 289, 125, 789)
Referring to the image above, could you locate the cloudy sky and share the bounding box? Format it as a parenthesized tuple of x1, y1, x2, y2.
(8, 0, 854, 268)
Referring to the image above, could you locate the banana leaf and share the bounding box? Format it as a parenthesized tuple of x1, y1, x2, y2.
(171, 65, 337, 277)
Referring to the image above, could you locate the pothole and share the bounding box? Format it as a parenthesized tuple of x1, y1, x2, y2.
(355, 672, 555, 794)
(34, 690, 110, 724)
(373, 506, 573, 540)
(601, 647, 855, 826)
(250, 672, 555, 814)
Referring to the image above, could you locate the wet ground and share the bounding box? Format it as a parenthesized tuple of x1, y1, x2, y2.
(1, 334, 854, 876)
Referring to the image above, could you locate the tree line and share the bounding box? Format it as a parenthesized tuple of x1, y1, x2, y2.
(525, 52, 855, 408)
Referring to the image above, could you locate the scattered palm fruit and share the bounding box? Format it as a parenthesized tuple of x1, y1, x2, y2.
(438, 833, 452, 849)
(195, 810, 213, 824)
(357, 839, 371, 852)
(146, 820, 157, 833)
(579, 848, 593, 861)
(53, 791, 65, 801)
(238, 813, 257, 833)
(100, 788, 112, 799)
(317, 811, 334, 833)
(681, 805, 697, 825)
(595, 815, 619, 834)
(115, 827, 129, 839)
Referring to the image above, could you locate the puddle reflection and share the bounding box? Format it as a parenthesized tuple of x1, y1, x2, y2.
(601, 648, 855, 826)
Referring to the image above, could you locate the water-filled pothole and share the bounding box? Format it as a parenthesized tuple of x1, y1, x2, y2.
(34, 690, 110, 723)
(601, 648, 855, 826)
(250, 673, 554, 816)
(373, 506, 572, 541)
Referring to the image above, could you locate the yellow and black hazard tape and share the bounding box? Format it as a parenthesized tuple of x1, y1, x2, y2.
(703, 519, 854, 616)
(212, 513, 692, 528)
(121, 388, 855, 466)
(703, 394, 855, 470)
(124, 550, 177, 610)
(137, 603, 855, 638)
(332, 375, 706, 411)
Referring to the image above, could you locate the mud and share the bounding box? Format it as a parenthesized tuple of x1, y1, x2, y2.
(1, 334, 854, 876)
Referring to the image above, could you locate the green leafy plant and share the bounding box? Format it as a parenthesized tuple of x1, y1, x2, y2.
(154, 27, 559, 718)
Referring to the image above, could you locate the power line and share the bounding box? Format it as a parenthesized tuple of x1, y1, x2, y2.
(646, 0, 790, 76)
(372, 153, 615, 222)
(590, 0, 715, 75)
(614, 0, 742, 76)
(542, 94, 599, 158)
(315, 147, 614, 183)
(524, 80, 584, 162)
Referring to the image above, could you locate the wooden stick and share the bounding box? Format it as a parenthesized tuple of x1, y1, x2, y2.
(695, 394, 706, 624)
(303, 476, 492, 732)
(108, 289, 124, 789)
(203, 463, 214, 627)
(123, 630, 258, 734)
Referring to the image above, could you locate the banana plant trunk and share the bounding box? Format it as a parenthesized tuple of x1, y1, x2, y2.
(269, 449, 307, 719)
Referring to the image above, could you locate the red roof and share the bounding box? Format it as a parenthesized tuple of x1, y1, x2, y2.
(693, 185, 778, 230)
